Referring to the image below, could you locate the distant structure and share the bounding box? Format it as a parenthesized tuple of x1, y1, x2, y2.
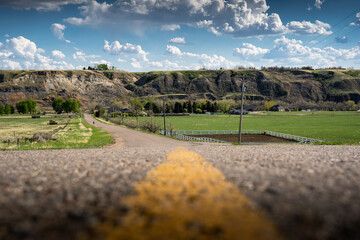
(229, 109, 249, 115)
(269, 105, 285, 112)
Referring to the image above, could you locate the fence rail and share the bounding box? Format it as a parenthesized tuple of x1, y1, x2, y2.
(161, 130, 228, 143)
(163, 130, 323, 144)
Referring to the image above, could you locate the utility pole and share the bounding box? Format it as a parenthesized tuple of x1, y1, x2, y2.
(163, 98, 166, 136)
(238, 76, 245, 144)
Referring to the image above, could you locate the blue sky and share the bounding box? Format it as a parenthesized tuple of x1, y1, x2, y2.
(0, 0, 360, 71)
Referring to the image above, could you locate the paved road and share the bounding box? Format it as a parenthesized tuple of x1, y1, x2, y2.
(0, 115, 359, 240)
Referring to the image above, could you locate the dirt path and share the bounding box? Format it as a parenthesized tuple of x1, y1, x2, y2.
(84, 114, 200, 148)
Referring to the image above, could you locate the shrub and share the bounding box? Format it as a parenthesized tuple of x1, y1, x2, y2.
(4, 104, 14, 114)
(32, 132, 57, 143)
(166, 122, 176, 136)
(123, 120, 138, 129)
(140, 118, 161, 133)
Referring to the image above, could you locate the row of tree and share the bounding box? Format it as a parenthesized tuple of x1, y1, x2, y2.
(0, 99, 37, 115)
(83, 64, 117, 71)
(124, 98, 236, 114)
(0, 104, 15, 115)
(52, 98, 81, 114)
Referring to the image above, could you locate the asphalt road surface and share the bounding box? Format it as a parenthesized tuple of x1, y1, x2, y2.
(0, 114, 359, 240)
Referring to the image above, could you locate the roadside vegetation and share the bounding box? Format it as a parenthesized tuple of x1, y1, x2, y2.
(0, 115, 113, 151)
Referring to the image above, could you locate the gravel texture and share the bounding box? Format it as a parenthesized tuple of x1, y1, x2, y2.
(0, 114, 359, 240)
(193, 145, 360, 240)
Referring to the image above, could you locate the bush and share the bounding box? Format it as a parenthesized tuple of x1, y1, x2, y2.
(32, 132, 57, 143)
(123, 120, 138, 129)
(166, 122, 176, 136)
(140, 118, 161, 133)
(195, 108, 202, 114)
(110, 117, 123, 125)
(4, 104, 14, 114)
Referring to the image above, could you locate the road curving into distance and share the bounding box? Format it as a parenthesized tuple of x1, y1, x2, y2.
(0, 114, 359, 240)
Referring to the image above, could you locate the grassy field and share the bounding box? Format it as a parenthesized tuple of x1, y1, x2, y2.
(120, 111, 360, 144)
(0, 115, 113, 150)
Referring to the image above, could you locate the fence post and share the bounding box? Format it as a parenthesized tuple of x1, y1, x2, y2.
(17, 138, 19, 147)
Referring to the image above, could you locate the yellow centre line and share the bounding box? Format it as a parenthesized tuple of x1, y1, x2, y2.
(96, 147, 283, 240)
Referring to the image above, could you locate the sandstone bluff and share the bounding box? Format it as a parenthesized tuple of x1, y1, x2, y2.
(0, 69, 359, 106)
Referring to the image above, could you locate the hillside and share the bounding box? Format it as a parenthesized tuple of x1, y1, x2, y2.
(0, 69, 359, 107)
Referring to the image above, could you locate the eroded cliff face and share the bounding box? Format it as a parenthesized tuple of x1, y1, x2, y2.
(1, 69, 359, 106)
(0, 70, 134, 106)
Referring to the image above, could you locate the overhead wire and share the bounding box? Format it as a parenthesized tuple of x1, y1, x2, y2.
(306, 7, 360, 47)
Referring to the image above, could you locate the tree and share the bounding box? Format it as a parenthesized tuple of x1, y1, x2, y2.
(144, 102, 153, 112)
(16, 101, 28, 114)
(62, 99, 81, 113)
(130, 97, 143, 125)
(174, 102, 183, 113)
(16, 99, 37, 114)
(0, 105, 4, 115)
(264, 101, 277, 111)
(95, 105, 105, 117)
(52, 98, 64, 113)
(218, 100, 234, 113)
(27, 99, 37, 114)
(152, 103, 160, 113)
(4, 104, 14, 114)
(192, 102, 198, 113)
(345, 100, 357, 111)
(96, 64, 109, 70)
(187, 101, 192, 113)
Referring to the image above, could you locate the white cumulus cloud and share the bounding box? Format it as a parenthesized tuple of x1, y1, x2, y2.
(165, 45, 237, 69)
(1, 59, 22, 70)
(286, 20, 332, 35)
(5, 36, 37, 59)
(166, 45, 198, 57)
(73, 51, 100, 61)
(51, 23, 71, 43)
(90, 59, 112, 66)
(169, 37, 186, 44)
(52, 50, 66, 59)
(261, 36, 360, 68)
(104, 40, 148, 61)
(130, 58, 141, 68)
(0, 36, 74, 69)
(233, 43, 269, 59)
(64, 0, 288, 38)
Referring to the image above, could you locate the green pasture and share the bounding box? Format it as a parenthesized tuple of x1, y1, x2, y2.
(121, 111, 360, 144)
(0, 115, 113, 150)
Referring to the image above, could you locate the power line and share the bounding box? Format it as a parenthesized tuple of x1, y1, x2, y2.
(309, 17, 359, 48)
(306, 7, 360, 47)
(320, 25, 360, 49)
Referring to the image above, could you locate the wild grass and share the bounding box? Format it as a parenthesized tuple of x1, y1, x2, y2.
(0, 115, 113, 150)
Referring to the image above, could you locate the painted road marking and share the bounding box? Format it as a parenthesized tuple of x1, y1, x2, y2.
(96, 147, 282, 240)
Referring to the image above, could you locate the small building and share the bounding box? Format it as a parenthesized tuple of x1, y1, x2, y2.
(269, 105, 286, 112)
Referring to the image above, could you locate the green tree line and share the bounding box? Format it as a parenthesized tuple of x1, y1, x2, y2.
(52, 98, 81, 114)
